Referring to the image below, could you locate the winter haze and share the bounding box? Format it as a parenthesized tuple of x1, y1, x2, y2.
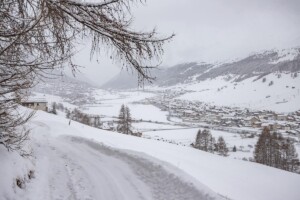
(2, 1, 300, 200)
(74, 0, 300, 85)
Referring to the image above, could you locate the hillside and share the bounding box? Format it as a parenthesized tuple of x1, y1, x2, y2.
(102, 48, 300, 89)
(1, 110, 300, 200)
(102, 48, 300, 112)
(173, 73, 300, 112)
(32, 72, 98, 105)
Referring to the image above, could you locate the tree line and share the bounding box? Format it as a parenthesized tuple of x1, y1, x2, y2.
(66, 108, 100, 128)
(254, 127, 300, 173)
(64, 104, 141, 137)
(193, 127, 300, 173)
(193, 129, 229, 157)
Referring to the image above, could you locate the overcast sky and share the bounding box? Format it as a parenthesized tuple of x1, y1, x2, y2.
(72, 0, 300, 85)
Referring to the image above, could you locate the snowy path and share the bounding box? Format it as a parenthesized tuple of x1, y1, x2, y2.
(23, 127, 217, 200)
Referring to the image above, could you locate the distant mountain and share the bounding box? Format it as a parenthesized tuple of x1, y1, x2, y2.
(101, 71, 140, 89)
(32, 72, 98, 105)
(102, 47, 300, 89)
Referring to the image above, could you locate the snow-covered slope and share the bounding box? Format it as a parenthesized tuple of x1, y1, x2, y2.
(174, 73, 300, 112)
(103, 47, 300, 89)
(2, 110, 299, 200)
(101, 48, 300, 112)
(269, 48, 300, 64)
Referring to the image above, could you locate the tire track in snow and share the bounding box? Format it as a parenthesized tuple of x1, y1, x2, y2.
(25, 134, 219, 200)
(66, 136, 217, 200)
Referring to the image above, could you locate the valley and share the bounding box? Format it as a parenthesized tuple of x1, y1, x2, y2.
(3, 48, 300, 200)
(31, 70, 300, 162)
(2, 2, 300, 200)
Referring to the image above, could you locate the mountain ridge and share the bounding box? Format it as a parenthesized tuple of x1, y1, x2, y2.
(102, 47, 300, 89)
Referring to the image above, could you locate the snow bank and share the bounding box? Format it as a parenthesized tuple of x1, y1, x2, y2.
(0, 146, 34, 199)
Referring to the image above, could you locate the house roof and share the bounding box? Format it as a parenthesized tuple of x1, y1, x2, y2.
(22, 98, 47, 103)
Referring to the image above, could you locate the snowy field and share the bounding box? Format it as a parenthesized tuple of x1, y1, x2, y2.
(143, 128, 257, 160)
(174, 73, 300, 112)
(132, 122, 184, 132)
(2, 109, 300, 200)
(9, 82, 298, 200)
(31, 92, 77, 110)
(92, 89, 155, 103)
(82, 91, 170, 122)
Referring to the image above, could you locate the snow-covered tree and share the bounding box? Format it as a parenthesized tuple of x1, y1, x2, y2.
(124, 106, 132, 135)
(233, 145, 237, 152)
(1, 0, 172, 152)
(93, 116, 101, 128)
(282, 138, 300, 172)
(254, 127, 300, 173)
(117, 104, 126, 133)
(194, 129, 215, 153)
(254, 127, 271, 165)
(194, 129, 202, 149)
(202, 129, 215, 153)
(51, 102, 57, 115)
(117, 104, 132, 134)
(216, 136, 229, 156)
(66, 109, 71, 119)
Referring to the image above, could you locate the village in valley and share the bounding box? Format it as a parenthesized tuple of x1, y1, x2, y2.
(20, 67, 300, 166)
(24, 84, 300, 148)
(3, 1, 300, 200)
(30, 69, 300, 142)
(136, 89, 300, 135)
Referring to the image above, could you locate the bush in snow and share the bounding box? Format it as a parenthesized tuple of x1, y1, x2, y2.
(268, 81, 274, 86)
(233, 146, 237, 152)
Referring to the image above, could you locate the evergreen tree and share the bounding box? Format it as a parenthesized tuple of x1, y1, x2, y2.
(254, 127, 300, 173)
(208, 134, 216, 153)
(216, 136, 229, 156)
(202, 129, 215, 152)
(270, 133, 283, 168)
(81, 114, 90, 125)
(194, 129, 215, 153)
(93, 116, 101, 128)
(124, 106, 132, 135)
(117, 104, 126, 133)
(66, 109, 71, 119)
(117, 104, 132, 134)
(233, 146, 237, 152)
(282, 138, 300, 172)
(254, 127, 270, 165)
(51, 102, 57, 115)
(194, 129, 202, 149)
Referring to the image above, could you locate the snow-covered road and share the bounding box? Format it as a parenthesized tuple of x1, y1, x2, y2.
(4, 110, 298, 200)
(23, 129, 217, 200)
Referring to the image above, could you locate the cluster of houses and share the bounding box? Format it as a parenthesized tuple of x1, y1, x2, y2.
(21, 88, 300, 137)
(140, 90, 300, 135)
